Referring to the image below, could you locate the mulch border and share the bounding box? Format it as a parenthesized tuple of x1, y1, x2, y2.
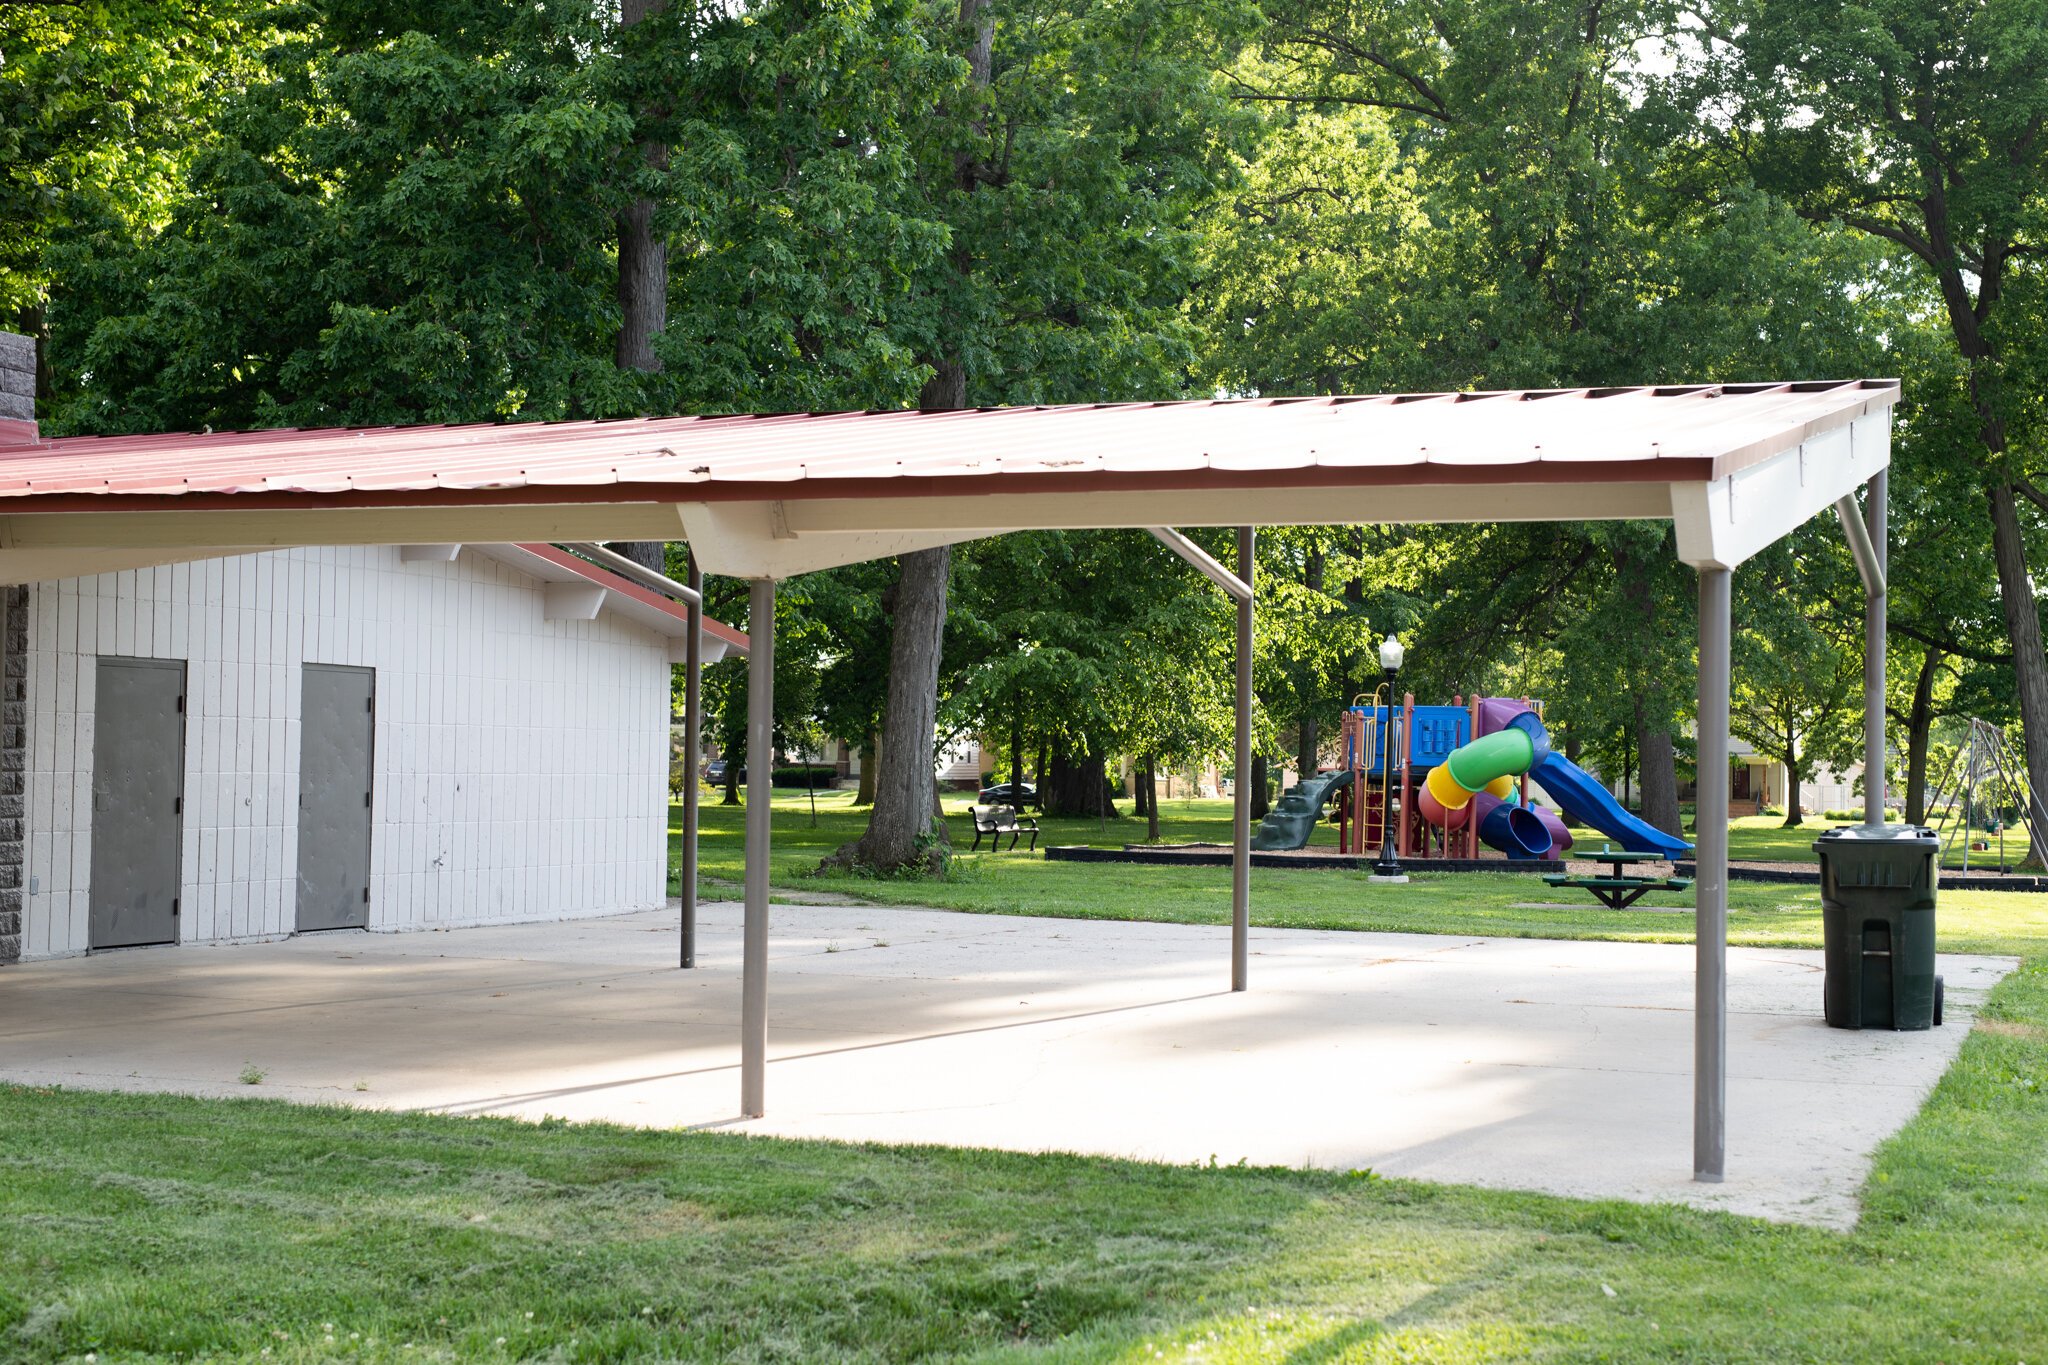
(1043, 844, 2048, 893)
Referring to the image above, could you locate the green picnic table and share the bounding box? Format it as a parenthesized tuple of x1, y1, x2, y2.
(1541, 846, 1693, 910)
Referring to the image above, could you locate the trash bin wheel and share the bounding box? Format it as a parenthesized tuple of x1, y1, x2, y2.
(1933, 976, 1944, 1027)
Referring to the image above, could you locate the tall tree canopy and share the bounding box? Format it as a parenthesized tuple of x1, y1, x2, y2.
(1686, 0, 2048, 855)
(9, 0, 2042, 860)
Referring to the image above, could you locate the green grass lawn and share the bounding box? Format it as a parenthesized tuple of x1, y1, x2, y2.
(677, 791, 2047, 958)
(3, 789, 2045, 1361)
(4, 960, 2046, 1363)
(1727, 810, 2038, 872)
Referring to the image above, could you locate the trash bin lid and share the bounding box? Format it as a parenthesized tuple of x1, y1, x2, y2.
(1814, 823, 1939, 848)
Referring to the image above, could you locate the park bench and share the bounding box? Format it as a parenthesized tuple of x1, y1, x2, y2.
(969, 804, 1040, 852)
(1541, 872, 1694, 910)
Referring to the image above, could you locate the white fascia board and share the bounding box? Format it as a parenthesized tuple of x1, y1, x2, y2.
(676, 499, 1000, 578)
(543, 583, 607, 621)
(1671, 408, 1892, 570)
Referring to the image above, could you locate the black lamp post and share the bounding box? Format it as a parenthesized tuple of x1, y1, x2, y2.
(1372, 634, 1408, 882)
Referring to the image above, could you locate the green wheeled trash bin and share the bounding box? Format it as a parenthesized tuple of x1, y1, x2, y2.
(1814, 824, 1943, 1031)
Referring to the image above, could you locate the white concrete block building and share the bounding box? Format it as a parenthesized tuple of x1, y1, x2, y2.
(2, 542, 742, 961)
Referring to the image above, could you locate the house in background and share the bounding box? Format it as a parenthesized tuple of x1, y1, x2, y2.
(0, 337, 746, 964)
(1668, 739, 1868, 818)
(1725, 739, 1866, 817)
(937, 736, 986, 791)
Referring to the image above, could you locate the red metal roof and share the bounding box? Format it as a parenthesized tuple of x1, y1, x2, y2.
(0, 382, 1898, 512)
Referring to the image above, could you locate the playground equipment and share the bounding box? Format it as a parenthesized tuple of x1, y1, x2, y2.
(1250, 769, 1355, 851)
(1923, 718, 2048, 872)
(1251, 693, 1693, 861)
(1424, 697, 1691, 859)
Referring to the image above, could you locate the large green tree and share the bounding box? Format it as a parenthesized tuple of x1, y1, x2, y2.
(43, 0, 947, 432)
(828, 0, 1250, 870)
(46, 3, 635, 431)
(947, 530, 1242, 820)
(1730, 534, 1866, 826)
(0, 0, 267, 363)
(1690, 0, 2048, 859)
(1199, 0, 1883, 821)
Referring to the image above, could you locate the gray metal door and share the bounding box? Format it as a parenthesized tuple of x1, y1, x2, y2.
(89, 657, 186, 949)
(297, 664, 375, 931)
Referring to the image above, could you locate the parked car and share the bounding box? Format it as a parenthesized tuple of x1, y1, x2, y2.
(704, 758, 728, 783)
(978, 780, 1038, 807)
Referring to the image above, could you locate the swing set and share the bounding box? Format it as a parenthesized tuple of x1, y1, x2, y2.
(1922, 718, 2048, 874)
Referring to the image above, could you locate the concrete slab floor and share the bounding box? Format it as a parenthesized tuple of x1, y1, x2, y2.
(0, 903, 2014, 1228)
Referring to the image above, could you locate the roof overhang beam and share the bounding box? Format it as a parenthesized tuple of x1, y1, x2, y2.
(1833, 494, 1886, 599)
(764, 480, 1675, 541)
(675, 499, 1003, 578)
(561, 541, 702, 608)
(1147, 527, 1252, 603)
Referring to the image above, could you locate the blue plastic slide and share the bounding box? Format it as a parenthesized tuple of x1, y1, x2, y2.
(1528, 753, 1693, 858)
(1423, 696, 1694, 858)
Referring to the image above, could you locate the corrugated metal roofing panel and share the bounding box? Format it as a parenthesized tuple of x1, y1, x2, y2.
(0, 382, 1899, 506)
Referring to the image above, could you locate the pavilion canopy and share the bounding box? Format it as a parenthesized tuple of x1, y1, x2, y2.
(0, 380, 1898, 582)
(0, 376, 1903, 1185)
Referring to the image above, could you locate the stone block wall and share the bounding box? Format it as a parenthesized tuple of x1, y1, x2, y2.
(1, 585, 24, 963)
(0, 331, 33, 426)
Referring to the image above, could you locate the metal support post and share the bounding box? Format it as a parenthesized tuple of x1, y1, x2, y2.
(1865, 470, 1888, 826)
(740, 576, 775, 1118)
(1695, 565, 1731, 1182)
(681, 551, 703, 968)
(1233, 527, 1254, 992)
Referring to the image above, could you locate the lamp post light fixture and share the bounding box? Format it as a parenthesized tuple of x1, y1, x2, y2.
(1371, 634, 1409, 883)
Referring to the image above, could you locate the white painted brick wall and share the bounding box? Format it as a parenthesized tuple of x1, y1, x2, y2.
(21, 546, 669, 958)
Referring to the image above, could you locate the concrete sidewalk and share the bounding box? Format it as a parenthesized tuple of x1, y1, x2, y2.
(0, 903, 2013, 1226)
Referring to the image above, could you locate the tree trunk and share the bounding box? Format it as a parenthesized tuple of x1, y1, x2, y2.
(608, 541, 666, 573)
(1143, 753, 1160, 841)
(855, 736, 877, 806)
(1249, 753, 1270, 820)
(1045, 745, 1115, 817)
(1295, 718, 1319, 785)
(613, 0, 668, 375)
(722, 752, 741, 805)
(615, 194, 667, 372)
(830, 548, 952, 872)
(1782, 735, 1803, 828)
(1614, 542, 1679, 832)
(1619, 724, 1633, 808)
(1292, 540, 1326, 785)
(1988, 482, 2048, 865)
(1561, 733, 1584, 826)
(1904, 647, 1941, 825)
(1011, 712, 1024, 787)
(1636, 717, 1683, 838)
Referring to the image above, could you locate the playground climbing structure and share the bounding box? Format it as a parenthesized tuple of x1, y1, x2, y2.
(1249, 694, 1692, 860)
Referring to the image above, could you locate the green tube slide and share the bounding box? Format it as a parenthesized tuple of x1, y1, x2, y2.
(1443, 727, 1534, 793)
